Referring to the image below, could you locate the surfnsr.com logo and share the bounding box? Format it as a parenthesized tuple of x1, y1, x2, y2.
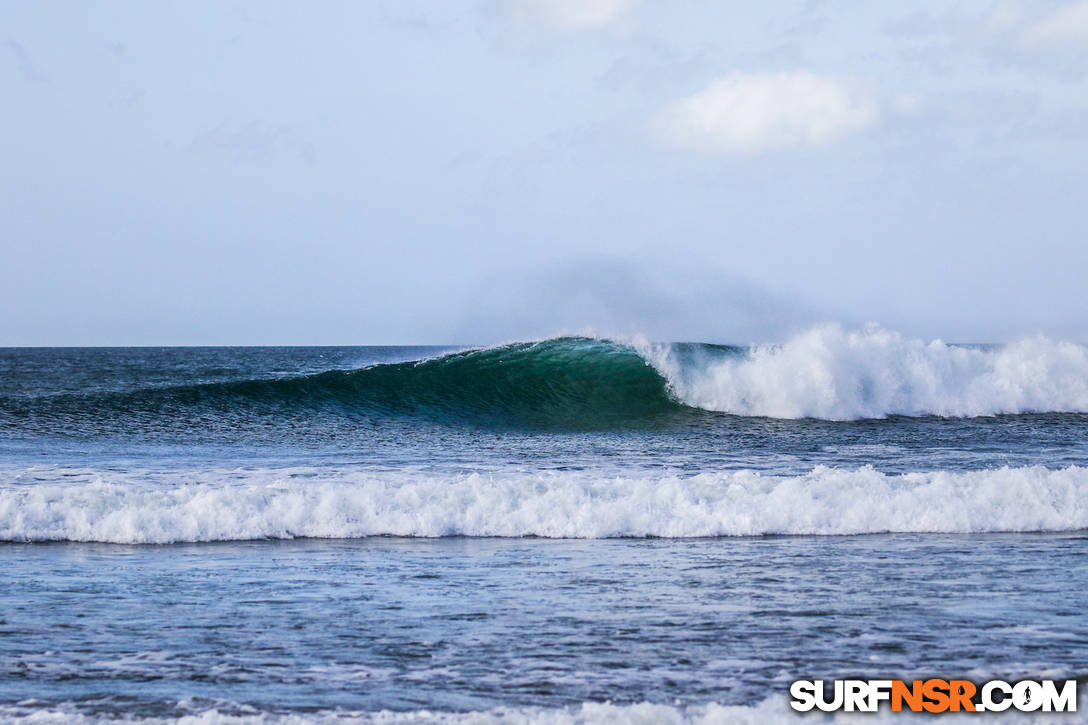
(790, 679, 1077, 713)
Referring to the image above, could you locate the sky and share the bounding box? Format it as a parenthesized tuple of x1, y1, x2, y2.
(2, 0, 1087, 345)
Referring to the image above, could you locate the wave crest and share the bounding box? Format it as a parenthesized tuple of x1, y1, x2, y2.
(66, 337, 677, 429)
(9, 326, 1088, 426)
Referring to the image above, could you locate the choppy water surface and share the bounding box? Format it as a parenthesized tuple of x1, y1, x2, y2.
(3, 535, 1087, 722)
(2, 328, 1088, 722)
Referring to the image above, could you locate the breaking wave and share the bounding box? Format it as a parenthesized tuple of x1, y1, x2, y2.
(5, 325, 1088, 426)
(646, 324, 1088, 420)
(3, 464, 1087, 543)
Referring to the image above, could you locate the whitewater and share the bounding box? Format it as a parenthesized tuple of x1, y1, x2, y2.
(7, 325, 1088, 432)
(3, 464, 1088, 543)
(641, 324, 1088, 420)
(3, 326, 1088, 722)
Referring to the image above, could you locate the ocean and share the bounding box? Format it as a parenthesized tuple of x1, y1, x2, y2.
(2, 325, 1088, 723)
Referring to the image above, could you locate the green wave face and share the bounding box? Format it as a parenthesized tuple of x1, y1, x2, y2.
(114, 337, 687, 430)
(315, 337, 682, 428)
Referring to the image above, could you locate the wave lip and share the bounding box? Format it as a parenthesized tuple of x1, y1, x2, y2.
(4, 337, 680, 430)
(2, 465, 1086, 544)
(6, 326, 1088, 427)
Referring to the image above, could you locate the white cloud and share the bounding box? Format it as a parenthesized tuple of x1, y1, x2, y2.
(652, 71, 878, 154)
(1020, 2, 1088, 49)
(508, 0, 634, 30)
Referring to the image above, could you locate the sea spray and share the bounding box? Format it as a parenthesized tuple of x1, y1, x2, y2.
(642, 324, 1088, 420)
(6, 326, 1088, 427)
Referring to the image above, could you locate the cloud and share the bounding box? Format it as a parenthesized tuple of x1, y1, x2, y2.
(507, 0, 634, 30)
(652, 71, 878, 154)
(1020, 2, 1088, 49)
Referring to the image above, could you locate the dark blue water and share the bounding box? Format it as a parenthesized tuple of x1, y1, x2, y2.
(2, 338, 1088, 722)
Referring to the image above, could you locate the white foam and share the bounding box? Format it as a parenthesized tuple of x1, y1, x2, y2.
(641, 324, 1088, 420)
(2, 464, 1087, 543)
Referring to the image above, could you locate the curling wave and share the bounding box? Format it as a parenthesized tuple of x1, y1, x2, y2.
(1, 337, 678, 429)
(6, 325, 1088, 426)
(3, 464, 1087, 543)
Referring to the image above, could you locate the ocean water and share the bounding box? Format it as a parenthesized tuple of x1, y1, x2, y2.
(3, 325, 1088, 723)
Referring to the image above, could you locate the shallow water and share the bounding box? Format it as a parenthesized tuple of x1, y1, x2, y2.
(2, 534, 1087, 720)
(2, 335, 1088, 721)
